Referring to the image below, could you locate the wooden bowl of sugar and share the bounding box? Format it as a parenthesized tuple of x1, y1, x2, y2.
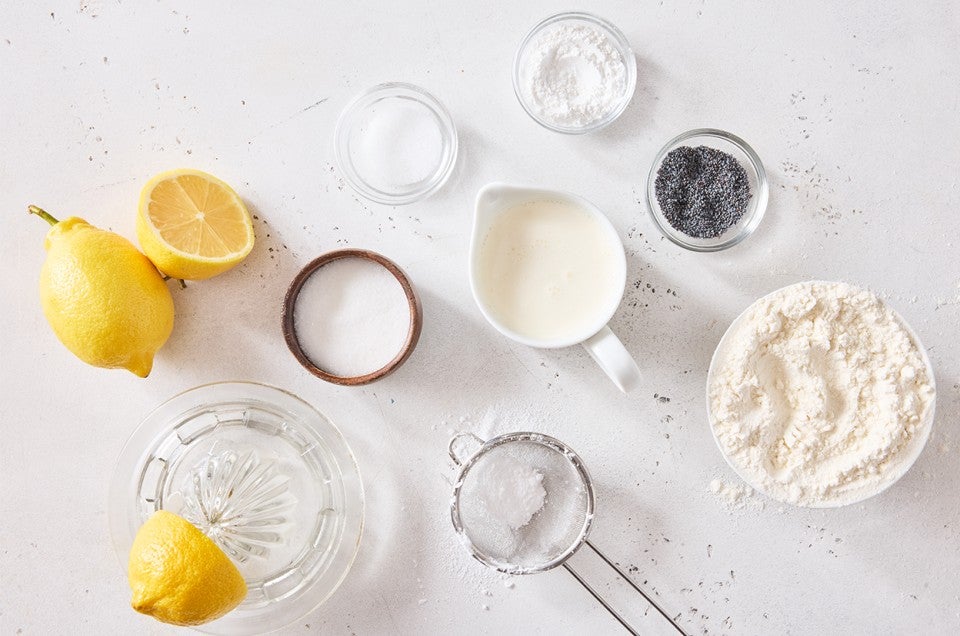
(282, 249, 423, 385)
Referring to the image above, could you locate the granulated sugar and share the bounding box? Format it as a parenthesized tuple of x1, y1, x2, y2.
(293, 258, 410, 377)
(351, 98, 444, 189)
(709, 281, 935, 507)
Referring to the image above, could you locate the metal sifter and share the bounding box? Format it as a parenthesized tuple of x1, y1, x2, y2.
(449, 432, 685, 635)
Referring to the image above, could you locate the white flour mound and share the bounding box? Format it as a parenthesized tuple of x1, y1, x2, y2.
(709, 281, 935, 507)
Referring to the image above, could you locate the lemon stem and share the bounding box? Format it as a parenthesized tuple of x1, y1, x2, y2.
(28, 205, 59, 226)
(162, 274, 188, 289)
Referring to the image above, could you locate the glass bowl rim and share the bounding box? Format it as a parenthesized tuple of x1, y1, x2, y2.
(108, 380, 365, 634)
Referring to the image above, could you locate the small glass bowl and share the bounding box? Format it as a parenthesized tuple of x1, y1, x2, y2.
(334, 82, 458, 205)
(646, 128, 768, 252)
(513, 12, 637, 134)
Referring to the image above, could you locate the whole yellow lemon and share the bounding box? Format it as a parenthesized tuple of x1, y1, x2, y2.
(30, 205, 174, 377)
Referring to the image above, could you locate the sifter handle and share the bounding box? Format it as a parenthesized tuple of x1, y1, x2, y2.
(562, 540, 686, 635)
(448, 432, 485, 466)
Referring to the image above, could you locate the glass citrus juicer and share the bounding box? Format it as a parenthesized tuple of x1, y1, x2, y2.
(449, 432, 684, 635)
(109, 382, 364, 634)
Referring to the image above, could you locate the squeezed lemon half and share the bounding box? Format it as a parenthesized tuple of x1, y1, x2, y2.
(128, 510, 246, 626)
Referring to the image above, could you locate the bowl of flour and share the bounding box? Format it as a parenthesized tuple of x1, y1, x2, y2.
(706, 281, 936, 508)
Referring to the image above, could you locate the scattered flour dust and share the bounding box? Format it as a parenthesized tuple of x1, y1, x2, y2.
(431, 486, 513, 610)
(933, 278, 960, 310)
(708, 478, 764, 511)
(709, 281, 935, 507)
(437, 410, 527, 610)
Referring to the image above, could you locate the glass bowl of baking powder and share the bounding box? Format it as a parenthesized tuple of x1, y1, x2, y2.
(513, 12, 637, 134)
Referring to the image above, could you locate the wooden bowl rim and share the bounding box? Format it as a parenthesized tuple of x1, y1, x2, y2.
(282, 248, 423, 386)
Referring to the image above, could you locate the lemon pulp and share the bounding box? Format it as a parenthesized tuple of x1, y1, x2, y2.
(137, 169, 255, 280)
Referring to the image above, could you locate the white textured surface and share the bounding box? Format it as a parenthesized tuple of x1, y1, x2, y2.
(1, 1, 958, 635)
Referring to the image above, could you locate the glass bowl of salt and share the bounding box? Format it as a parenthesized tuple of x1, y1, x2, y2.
(334, 82, 458, 205)
(282, 249, 423, 385)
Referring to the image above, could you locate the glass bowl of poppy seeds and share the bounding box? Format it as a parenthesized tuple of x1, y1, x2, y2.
(646, 128, 768, 252)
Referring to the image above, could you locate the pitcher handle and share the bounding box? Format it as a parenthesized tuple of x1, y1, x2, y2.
(581, 325, 641, 393)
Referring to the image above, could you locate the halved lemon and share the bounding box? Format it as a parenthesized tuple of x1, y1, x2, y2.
(129, 510, 247, 625)
(137, 169, 255, 280)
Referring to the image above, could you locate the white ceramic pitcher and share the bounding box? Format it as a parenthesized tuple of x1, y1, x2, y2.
(469, 182, 641, 393)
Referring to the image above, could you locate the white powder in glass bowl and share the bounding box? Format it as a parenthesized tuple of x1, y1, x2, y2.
(708, 281, 936, 507)
(518, 22, 629, 129)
